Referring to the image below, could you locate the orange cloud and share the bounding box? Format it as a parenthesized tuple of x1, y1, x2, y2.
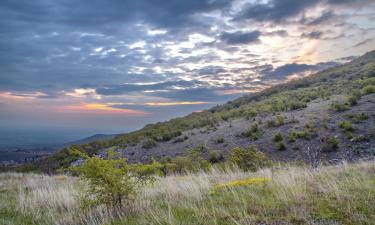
(108, 101, 209, 106)
(59, 103, 150, 116)
(0, 91, 47, 101)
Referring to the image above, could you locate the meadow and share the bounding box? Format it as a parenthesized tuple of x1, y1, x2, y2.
(1, 160, 374, 225)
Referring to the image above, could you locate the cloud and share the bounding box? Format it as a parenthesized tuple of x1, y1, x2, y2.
(59, 103, 151, 116)
(233, 0, 374, 23)
(301, 31, 323, 39)
(220, 31, 262, 44)
(234, 0, 317, 23)
(353, 38, 373, 47)
(96, 80, 203, 96)
(261, 61, 340, 80)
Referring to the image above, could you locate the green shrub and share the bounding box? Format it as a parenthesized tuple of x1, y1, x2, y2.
(339, 121, 355, 132)
(70, 150, 153, 210)
(276, 142, 286, 151)
(362, 85, 375, 95)
(322, 136, 339, 152)
(346, 90, 361, 106)
(142, 139, 157, 149)
(346, 113, 369, 123)
(216, 135, 225, 143)
(273, 133, 283, 142)
(331, 101, 350, 112)
(276, 115, 285, 126)
(228, 146, 271, 171)
(288, 130, 298, 142)
(209, 150, 224, 163)
(244, 123, 263, 140)
(288, 100, 307, 110)
(266, 120, 277, 128)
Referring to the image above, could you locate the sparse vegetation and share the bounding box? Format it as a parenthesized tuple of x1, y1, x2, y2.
(1, 161, 374, 225)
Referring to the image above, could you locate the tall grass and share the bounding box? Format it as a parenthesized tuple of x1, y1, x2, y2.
(0, 161, 374, 225)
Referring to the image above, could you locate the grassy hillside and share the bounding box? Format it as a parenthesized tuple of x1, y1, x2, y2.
(22, 50, 375, 173)
(1, 160, 374, 225)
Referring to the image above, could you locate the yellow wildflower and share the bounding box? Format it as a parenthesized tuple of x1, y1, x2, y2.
(215, 177, 270, 189)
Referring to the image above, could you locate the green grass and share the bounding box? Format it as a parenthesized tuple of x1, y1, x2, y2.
(1, 161, 374, 225)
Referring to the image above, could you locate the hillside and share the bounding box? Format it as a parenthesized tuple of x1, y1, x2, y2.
(26, 50, 375, 172)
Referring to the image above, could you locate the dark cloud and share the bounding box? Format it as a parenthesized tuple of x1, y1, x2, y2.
(197, 66, 226, 75)
(233, 0, 374, 23)
(302, 11, 336, 26)
(220, 31, 262, 44)
(0, 0, 232, 30)
(264, 30, 289, 37)
(301, 31, 323, 39)
(353, 38, 373, 47)
(234, 0, 317, 23)
(261, 61, 340, 80)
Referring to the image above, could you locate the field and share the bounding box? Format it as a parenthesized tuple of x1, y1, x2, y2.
(0, 160, 374, 225)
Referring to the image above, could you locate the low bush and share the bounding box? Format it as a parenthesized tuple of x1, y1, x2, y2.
(244, 123, 263, 140)
(276, 115, 285, 126)
(331, 101, 350, 112)
(322, 136, 339, 152)
(216, 135, 225, 143)
(276, 142, 286, 151)
(142, 139, 157, 149)
(362, 85, 375, 95)
(273, 133, 283, 142)
(228, 146, 271, 171)
(339, 121, 355, 132)
(209, 150, 224, 163)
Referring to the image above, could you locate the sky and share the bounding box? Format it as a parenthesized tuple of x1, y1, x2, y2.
(0, 0, 375, 135)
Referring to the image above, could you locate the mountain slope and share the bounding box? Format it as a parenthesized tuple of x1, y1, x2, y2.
(27, 50, 375, 172)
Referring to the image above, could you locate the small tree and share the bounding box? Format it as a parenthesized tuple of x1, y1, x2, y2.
(71, 149, 153, 210)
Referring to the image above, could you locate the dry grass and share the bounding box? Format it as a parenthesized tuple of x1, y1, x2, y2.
(0, 161, 374, 225)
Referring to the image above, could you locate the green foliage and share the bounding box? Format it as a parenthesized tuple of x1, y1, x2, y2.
(346, 113, 369, 123)
(267, 115, 285, 128)
(276, 115, 285, 126)
(339, 121, 355, 132)
(228, 146, 271, 171)
(322, 136, 339, 152)
(331, 101, 350, 112)
(362, 85, 375, 95)
(346, 90, 361, 106)
(273, 133, 283, 142)
(215, 135, 225, 143)
(142, 139, 157, 149)
(209, 150, 224, 163)
(276, 142, 286, 151)
(244, 123, 263, 140)
(70, 149, 153, 210)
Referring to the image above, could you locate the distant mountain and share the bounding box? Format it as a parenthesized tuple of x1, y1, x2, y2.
(25, 50, 375, 172)
(61, 134, 118, 147)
